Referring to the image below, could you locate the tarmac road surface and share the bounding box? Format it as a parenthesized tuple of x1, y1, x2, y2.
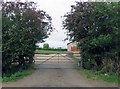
(2, 54, 118, 87)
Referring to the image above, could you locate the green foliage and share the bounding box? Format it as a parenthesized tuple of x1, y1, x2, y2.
(2, 2, 53, 76)
(90, 34, 112, 47)
(35, 49, 67, 54)
(2, 68, 35, 82)
(43, 43, 49, 49)
(63, 2, 119, 74)
(0, 77, 2, 82)
(0, 10, 2, 52)
(36, 47, 67, 51)
(79, 69, 118, 84)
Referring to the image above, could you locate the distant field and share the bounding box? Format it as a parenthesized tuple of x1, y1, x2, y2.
(35, 50, 67, 54)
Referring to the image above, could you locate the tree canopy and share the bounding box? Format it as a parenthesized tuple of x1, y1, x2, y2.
(43, 43, 49, 49)
(63, 2, 119, 74)
(2, 2, 53, 76)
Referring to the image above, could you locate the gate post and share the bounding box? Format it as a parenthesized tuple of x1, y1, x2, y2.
(80, 58, 83, 69)
(57, 53, 59, 64)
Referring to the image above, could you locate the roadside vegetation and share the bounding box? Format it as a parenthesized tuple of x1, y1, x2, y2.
(35, 43, 67, 54)
(2, 2, 53, 77)
(63, 2, 119, 83)
(36, 49, 67, 54)
(76, 67, 119, 84)
(2, 67, 35, 82)
(72, 56, 119, 84)
(36, 47, 67, 54)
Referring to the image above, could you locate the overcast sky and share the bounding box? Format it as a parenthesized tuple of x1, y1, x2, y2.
(7, 0, 85, 48)
(33, 0, 82, 48)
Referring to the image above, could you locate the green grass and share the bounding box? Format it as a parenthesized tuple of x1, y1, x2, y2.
(2, 68, 35, 82)
(76, 67, 119, 84)
(35, 49, 67, 54)
(0, 77, 2, 82)
(71, 56, 80, 62)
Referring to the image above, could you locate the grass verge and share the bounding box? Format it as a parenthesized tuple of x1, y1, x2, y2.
(0, 77, 2, 82)
(76, 67, 119, 84)
(71, 56, 80, 62)
(35, 49, 67, 54)
(2, 68, 35, 82)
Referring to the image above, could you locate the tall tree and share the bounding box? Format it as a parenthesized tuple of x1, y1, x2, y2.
(63, 2, 119, 74)
(43, 43, 49, 49)
(2, 2, 53, 76)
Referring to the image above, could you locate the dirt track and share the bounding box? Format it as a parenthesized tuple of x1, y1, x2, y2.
(2, 55, 118, 87)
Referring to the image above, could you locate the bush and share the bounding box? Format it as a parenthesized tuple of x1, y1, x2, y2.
(2, 2, 53, 76)
(63, 2, 119, 74)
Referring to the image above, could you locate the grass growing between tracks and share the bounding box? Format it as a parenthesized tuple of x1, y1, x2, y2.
(76, 66, 119, 84)
(2, 67, 35, 82)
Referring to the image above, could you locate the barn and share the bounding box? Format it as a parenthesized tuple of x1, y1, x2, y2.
(67, 42, 80, 54)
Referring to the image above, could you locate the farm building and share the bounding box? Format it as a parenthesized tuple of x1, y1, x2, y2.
(67, 42, 80, 54)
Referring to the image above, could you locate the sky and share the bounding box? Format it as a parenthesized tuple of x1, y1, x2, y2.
(34, 0, 81, 49)
(6, 0, 86, 48)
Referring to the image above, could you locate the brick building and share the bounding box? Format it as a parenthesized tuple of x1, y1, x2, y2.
(67, 42, 80, 53)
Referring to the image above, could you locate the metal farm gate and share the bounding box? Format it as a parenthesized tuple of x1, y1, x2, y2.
(34, 52, 80, 69)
